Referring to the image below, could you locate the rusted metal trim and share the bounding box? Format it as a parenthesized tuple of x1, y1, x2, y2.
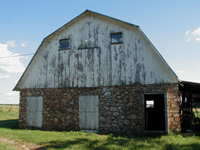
(110, 42, 123, 45)
(58, 48, 71, 51)
(78, 47, 100, 50)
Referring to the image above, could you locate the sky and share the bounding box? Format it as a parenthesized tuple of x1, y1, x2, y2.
(0, 0, 200, 104)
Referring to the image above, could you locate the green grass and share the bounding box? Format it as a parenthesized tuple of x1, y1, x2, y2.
(193, 108, 200, 118)
(0, 145, 15, 150)
(0, 105, 200, 150)
(0, 105, 19, 120)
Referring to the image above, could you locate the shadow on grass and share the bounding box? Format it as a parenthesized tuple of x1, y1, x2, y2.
(36, 139, 95, 150)
(37, 138, 89, 150)
(164, 143, 200, 150)
(35, 137, 200, 150)
(0, 119, 19, 129)
(35, 138, 125, 150)
(35, 135, 156, 150)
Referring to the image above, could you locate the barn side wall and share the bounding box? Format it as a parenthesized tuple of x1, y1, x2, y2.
(19, 83, 181, 134)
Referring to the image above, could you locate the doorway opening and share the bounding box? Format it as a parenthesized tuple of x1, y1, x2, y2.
(144, 94, 166, 131)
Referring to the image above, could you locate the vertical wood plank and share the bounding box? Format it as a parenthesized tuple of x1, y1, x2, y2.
(111, 45, 121, 86)
(26, 96, 43, 128)
(79, 95, 99, 130)
(70, 50, 78, 87)
(94, 48, 100, 87)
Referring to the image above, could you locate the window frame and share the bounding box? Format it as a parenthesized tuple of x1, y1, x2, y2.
(110, 32, 123, 44)
(59, 38, 70, 50)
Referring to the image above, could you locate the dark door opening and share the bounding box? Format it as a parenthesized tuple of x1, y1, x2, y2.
(144, 94, 165, 131)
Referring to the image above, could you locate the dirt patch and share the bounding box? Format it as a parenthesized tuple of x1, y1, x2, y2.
(0, 137, 43, 150)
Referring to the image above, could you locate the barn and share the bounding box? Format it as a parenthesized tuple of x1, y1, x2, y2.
(14, 10, 183, 134)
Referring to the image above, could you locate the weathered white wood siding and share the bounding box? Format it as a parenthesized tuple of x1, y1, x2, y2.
(79, 95, 99, 130)
(18, 14, 178, 89)
(26, 96, 43, 128)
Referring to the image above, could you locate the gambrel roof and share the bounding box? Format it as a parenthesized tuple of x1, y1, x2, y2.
(14, 10, 179, 91)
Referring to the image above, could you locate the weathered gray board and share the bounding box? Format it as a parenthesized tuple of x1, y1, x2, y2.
(16, 14, 178, 90)
(79, 95, 99, 130)
(26, 96, 43, 128)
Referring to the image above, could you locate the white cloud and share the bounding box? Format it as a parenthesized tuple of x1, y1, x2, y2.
(0, 74, 9, 79)
(1, 91, 19, 104)
(192, 27, 200, 41)
(6, 40, 17, 47)
(186, 27, 200, 42)
(5, 40, 28, 48)
(185, 30, 190, 35)
(20, 42, 27, 47)
(0, 42, 25, 73)
(176, 70, 185, 73)
(186, 37, 191, 42)
(5, 91, 18, 96)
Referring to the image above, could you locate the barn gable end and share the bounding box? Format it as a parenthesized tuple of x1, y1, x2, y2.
(14, 10, 178, 90)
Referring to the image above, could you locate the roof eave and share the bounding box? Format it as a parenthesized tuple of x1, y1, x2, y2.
(13, 39, 47, 91)
(44, 9, 139, 41)
(137, 27, 179, 82)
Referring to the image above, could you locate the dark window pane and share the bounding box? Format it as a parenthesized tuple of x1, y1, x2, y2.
(111, 33, 123, 44)
(59, 39, 70, 49)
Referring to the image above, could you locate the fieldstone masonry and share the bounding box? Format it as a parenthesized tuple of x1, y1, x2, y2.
(19, 83, 181, 134)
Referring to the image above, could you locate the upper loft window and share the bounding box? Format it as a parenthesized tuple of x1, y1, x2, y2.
(111, 32, 123, 44)
(59, 39, 70, 49)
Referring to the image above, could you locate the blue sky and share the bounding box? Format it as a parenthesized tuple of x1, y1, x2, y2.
(0, 0, 200, 104)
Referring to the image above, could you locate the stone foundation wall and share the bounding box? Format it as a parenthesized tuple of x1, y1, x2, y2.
(19, 83, 181, 134)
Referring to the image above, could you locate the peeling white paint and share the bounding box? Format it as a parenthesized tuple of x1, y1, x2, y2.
(15, 12, 178, 90)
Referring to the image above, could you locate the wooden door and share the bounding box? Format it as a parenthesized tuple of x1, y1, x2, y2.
(79, 95, 99, 130)
(26, 96, 43, 128)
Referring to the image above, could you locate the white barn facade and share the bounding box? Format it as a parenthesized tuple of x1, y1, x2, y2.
(14, 10, 181, 134)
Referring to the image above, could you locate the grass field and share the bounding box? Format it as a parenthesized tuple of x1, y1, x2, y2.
(0, 105, 200, 150)
(193, 108, 200, 117)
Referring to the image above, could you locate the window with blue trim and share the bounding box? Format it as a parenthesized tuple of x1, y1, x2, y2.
(59, 39, 70, 49)
(111, 33, 123, 44)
